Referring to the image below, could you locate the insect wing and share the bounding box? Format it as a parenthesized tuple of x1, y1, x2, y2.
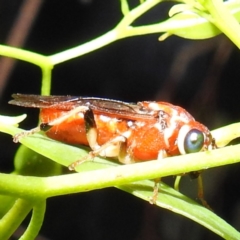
(9, 94, 79, 110)
(82, 98, 157, 120)
(9, 94, 157, 120)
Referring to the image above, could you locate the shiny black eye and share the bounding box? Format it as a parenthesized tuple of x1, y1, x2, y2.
(184, 129, 204, 153)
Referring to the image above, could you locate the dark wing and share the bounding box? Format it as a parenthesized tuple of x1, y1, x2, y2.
(9, 94, 79, 110)
(82, 97, 156, 119)
(9, 94, 156, 120)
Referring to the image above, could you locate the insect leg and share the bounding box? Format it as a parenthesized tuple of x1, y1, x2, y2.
(69, 129, 134, 170)
(91, 135, 126, 157)
(69, 133, 132, 170)
(118, 139, 135, 164)
(84, 108, 133, 161)
(69, 108, 132, 170)
(176, 172, 212, 209)
(148, 149, 168, 204)
(13, 126, 41, 143)
(84, 108, 133, 158)
(197, 175, 212, 210)
(149, 178, 161, 204)
(84, 108, 100, 151)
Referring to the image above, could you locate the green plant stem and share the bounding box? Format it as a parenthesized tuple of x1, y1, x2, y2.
(0, 45, 53, 96)
(41, 66, 52, 96)
(2, 0, 240, 68)
(116, 0, 162, 30)
(49, 0, 162, 64)
(0, 0, 162, 66)
(0, 199, 33, 240)
(0, 143, 240, 199)
(200, 0, 240, 48)
(120, 0, 130, 15)
(49, 30, 118, 64)
(20, 200, 46, 240)
(0, 45, 52, 68)
(43, 143, 240, 196)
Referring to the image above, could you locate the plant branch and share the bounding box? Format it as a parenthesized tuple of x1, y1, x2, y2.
(0, 143, 240, 199)
(0, 199, 33, 240)
(0, 45, 52, 68)
(49, 0, 162, 64)
(20, 200, 46, 240)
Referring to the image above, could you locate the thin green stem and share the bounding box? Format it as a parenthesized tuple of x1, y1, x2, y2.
(174, 175, 181, 191)
(120, 23, 168, 37)
(0, 45, 53, 96)
(0, 45, 52, 68)
(120, 0, 130, 15)
(2, 0, 239, 68)
(0, 199, 33, 240)
(49, 0, 162, 65)
(41, 66, 52, 96)
(49, 30, 118, 65)
(116, 0, 162, 31)
(20, 200, 46, 240)
(0, 1, 163, 67)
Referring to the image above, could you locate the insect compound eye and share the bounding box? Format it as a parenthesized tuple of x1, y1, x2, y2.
(184, 129, 204, 154)
(177, 125, 205, 155)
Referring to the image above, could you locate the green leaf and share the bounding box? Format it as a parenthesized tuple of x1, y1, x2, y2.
(120, 181, 240, 240)
(14, 145, 62, 177)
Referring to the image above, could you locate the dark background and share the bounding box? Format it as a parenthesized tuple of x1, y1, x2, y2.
(1, 0, 240, 239)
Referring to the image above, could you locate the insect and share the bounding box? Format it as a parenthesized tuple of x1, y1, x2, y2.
(9, 94, 216, 205)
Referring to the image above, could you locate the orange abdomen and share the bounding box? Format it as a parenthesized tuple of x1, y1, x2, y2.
(40, 109, 129, 147)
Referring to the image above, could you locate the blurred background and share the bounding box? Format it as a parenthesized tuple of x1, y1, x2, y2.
(1, 0, 240, 239)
